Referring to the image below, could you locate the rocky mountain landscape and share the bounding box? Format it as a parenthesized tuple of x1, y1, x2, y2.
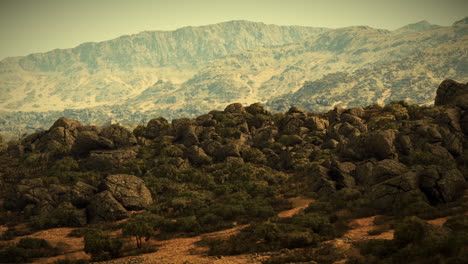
(1, 18, 467, 140)
(0, 79, 467, 263)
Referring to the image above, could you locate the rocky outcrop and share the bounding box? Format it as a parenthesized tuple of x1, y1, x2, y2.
(103, 174, 153, 210)
(3, 78, 467, 229)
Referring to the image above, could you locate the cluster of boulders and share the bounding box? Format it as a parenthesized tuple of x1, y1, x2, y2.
(2, 79, 468, 221)
(16, 174, 152, 225)
(15, 118, 137, 158)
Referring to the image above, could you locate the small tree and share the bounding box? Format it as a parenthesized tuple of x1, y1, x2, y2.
(123, 220, 153, 249)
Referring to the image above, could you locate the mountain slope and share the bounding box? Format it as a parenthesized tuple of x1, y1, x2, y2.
(0, 20, 328, 111)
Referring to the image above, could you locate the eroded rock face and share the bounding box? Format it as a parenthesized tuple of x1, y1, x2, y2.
(103, 174, 153, 210)
(87, 191, 130, 223)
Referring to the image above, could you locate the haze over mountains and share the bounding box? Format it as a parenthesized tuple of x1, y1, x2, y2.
(0, 18, 467, 139)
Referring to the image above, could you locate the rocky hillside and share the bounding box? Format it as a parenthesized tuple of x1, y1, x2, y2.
(1, 18, 467, 140)
(0, 79, 467, 262)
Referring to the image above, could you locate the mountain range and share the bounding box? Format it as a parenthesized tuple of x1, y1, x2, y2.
(0, 18, 467, 139)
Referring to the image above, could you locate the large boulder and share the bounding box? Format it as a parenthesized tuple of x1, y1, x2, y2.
(215, 142, 242, 160)
(20, 118, 84, 153)
(172, 118, 199, 147)
(366, 130, 398, 160)
(100, 124, 137, 148)
(419, 167, 466, 204)
(329, 160, 356, 189)
(71, 130, 113, 154)
(186, 145, 212, 165)
(371, 159, 408, 185)
(280, 115, 305, 135)
(87, 191, 130, 223)
(340, 113, 367, 133)
(355, 160, 375, 185)
(70, 181, 97, 208)
(305, 116, 329, 131)
(145, 117, 171, 139)
(434, 79, 468, 109)
(307, 165, 336, 198)
(50, 117, 83, 132)
(369, 172, 424, 211)
(224, 103, 246, 114)
(103, 174, 153, 210)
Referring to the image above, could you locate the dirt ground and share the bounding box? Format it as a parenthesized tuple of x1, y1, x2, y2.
(2, 198, 457, 264)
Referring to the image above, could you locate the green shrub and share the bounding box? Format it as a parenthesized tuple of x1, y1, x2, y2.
(31, 202, 85, 229)
(17, 237, 52, 249)
(241, 147, 267, 164)
(359, 239, 398, 257)
(409, 151, 456, 168)
(444, 215, 468, 232)
(394, 216, 428, 246)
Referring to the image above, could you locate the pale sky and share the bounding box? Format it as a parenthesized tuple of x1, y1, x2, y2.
(0, 0, 466, 60)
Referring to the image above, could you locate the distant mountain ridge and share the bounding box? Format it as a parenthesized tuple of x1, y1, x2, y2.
(0, 18, 467, 139)
(0, 20, 328, 112)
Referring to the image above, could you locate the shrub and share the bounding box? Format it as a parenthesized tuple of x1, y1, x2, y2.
(359, 239, 398, 257)
(394, 216, 428, 246)
(54, 260, 89, 264)
(0, 246, 30, 263)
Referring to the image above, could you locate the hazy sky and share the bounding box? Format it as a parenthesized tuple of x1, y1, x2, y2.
(0, 0, 466, 60)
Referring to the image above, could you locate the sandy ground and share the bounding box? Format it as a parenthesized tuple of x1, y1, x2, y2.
(329, 215, 394, 253)
(277, 197, 314, 218)
(14, 227, 90, 263)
